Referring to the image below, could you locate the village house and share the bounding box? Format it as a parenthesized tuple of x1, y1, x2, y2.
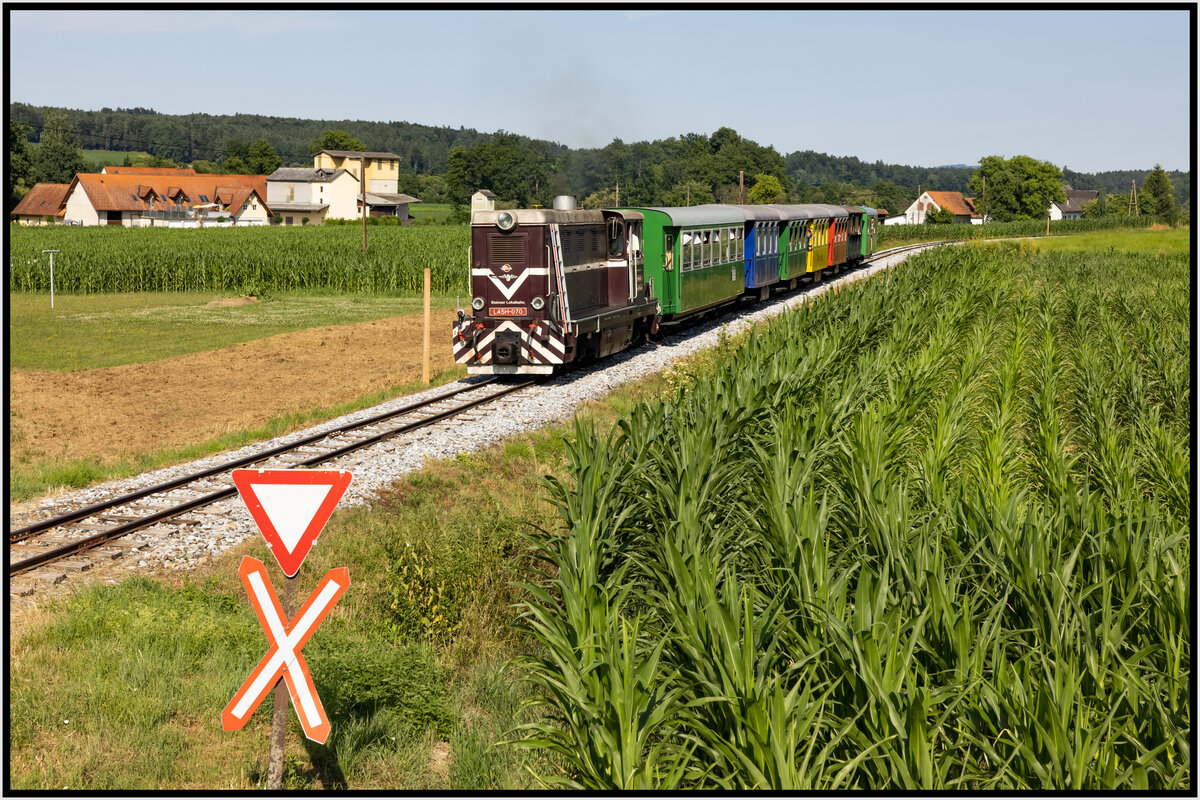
(895, 190, 984, 225)
(57, 171, 270, 227)
(1049, 186, 1099, 220)
(311, 149, 420, 221)
(10, 183, 71, 225)
(266, 167, 359, 225)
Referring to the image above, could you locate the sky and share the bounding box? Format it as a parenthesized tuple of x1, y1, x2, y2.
(7, 8, 1193, 174)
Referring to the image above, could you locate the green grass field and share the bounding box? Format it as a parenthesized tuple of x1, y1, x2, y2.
(8, 292, 463, 371)
(27, 143, 129, 167)
(877, 216, 1169, 247)
(1011, 225, 1190, 254)
(408, 203, 454, 224)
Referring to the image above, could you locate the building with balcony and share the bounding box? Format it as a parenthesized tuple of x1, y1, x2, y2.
(58, 172, 270, 226)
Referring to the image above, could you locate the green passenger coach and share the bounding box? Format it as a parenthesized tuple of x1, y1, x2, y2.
(626, 205, 748, 319)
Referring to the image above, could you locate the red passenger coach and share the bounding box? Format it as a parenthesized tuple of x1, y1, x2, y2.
(452, 198, 658, 375)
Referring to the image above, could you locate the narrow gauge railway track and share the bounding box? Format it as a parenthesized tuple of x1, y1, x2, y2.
(9, 377, 537, 578)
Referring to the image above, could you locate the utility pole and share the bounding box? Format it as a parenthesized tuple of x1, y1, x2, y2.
(1129, 179, 1139, 217)
(739, 171, 744, 204)
(981, 176, 986, 224)
(361, 155, 368, 251)
(615, 180, 619, 207)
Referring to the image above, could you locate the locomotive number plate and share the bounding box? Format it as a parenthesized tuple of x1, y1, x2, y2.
(489, 306, 528, 317)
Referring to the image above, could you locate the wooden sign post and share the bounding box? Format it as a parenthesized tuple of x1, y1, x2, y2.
(423, 267, 431, 385)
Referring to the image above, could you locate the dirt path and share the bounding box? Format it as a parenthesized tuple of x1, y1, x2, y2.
(9, 310, 462, 479)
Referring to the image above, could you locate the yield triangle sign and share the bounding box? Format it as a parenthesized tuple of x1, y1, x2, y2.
(232, 469, 352, 577)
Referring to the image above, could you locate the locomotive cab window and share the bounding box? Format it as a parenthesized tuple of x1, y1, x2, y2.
(607, 218, 624, 258)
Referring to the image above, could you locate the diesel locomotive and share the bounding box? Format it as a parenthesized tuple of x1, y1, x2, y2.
(452, 196, 879, 375)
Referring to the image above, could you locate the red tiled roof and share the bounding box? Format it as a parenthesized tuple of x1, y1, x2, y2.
(67, 173, 270, 216)
(102, 167, 198, 175)
(926, 191, 976, 216)
(10, 183, 70, 217)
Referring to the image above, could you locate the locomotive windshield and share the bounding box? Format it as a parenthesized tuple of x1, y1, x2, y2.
(607, 218, 624, 258)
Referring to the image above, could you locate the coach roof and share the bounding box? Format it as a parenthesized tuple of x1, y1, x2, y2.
(626, 204, 747, 227)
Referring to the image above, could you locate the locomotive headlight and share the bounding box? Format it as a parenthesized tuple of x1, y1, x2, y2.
(471, 297, 485, 310)
(531, 296, 545, 310)
(496, 211, 516, 231)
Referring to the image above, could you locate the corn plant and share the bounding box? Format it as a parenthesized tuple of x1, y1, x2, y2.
(510, 243, 1190, 789)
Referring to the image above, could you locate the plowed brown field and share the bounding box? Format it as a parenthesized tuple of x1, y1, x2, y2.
(9, 310, 461, 473)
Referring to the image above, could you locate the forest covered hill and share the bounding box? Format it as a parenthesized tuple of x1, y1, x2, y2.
(9, 102, 1190, 212)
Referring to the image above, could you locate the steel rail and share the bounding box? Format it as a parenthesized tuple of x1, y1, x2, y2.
(9, 379, 537, 576)
(9, 378, 499, 543)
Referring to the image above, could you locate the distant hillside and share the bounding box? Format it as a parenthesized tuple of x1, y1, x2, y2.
(9, 102, 497, 173)
(785, 151, 976, 194)
(10, 103, 1190, 210)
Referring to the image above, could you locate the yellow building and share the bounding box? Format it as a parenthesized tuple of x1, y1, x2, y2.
(312, 150, 401, 194)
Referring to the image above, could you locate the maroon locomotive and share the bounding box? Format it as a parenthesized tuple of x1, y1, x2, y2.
(452, 197, 657, 375)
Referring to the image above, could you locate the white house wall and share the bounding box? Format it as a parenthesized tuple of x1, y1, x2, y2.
(902, 192, 938, 225)
(63, 185, 100, 226)
(326, 173, 361, 219)
(234, 192, 271, 225)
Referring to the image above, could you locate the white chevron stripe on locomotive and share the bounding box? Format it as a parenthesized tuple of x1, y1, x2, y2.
(469, 321, 553, 354)
(460, 320, 565, 366)
(471, 268, 549, 301)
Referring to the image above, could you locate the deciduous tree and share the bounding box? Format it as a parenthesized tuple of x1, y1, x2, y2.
(310, 129, 366, 154)
(747, 174, 785, 204)
(662, 181, 713, 207)
(969, 155, 1065, 221)
(8, 120, 35, 208)
(246, 138, 283, 175)
(869, 181, 911, 217)
(33, 111, 90, 184)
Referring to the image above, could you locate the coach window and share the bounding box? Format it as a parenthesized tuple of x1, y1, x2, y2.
(665, 233, 675, 271)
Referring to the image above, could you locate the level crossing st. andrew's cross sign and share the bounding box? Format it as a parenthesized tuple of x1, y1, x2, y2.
(222, 469, 353, 744)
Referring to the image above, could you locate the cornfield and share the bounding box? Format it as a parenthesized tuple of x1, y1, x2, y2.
(512, 243, 1190, 790)
(7, 225, 470, 295)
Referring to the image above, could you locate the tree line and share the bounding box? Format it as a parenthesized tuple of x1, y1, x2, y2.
(7, 103, 1191, 223)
